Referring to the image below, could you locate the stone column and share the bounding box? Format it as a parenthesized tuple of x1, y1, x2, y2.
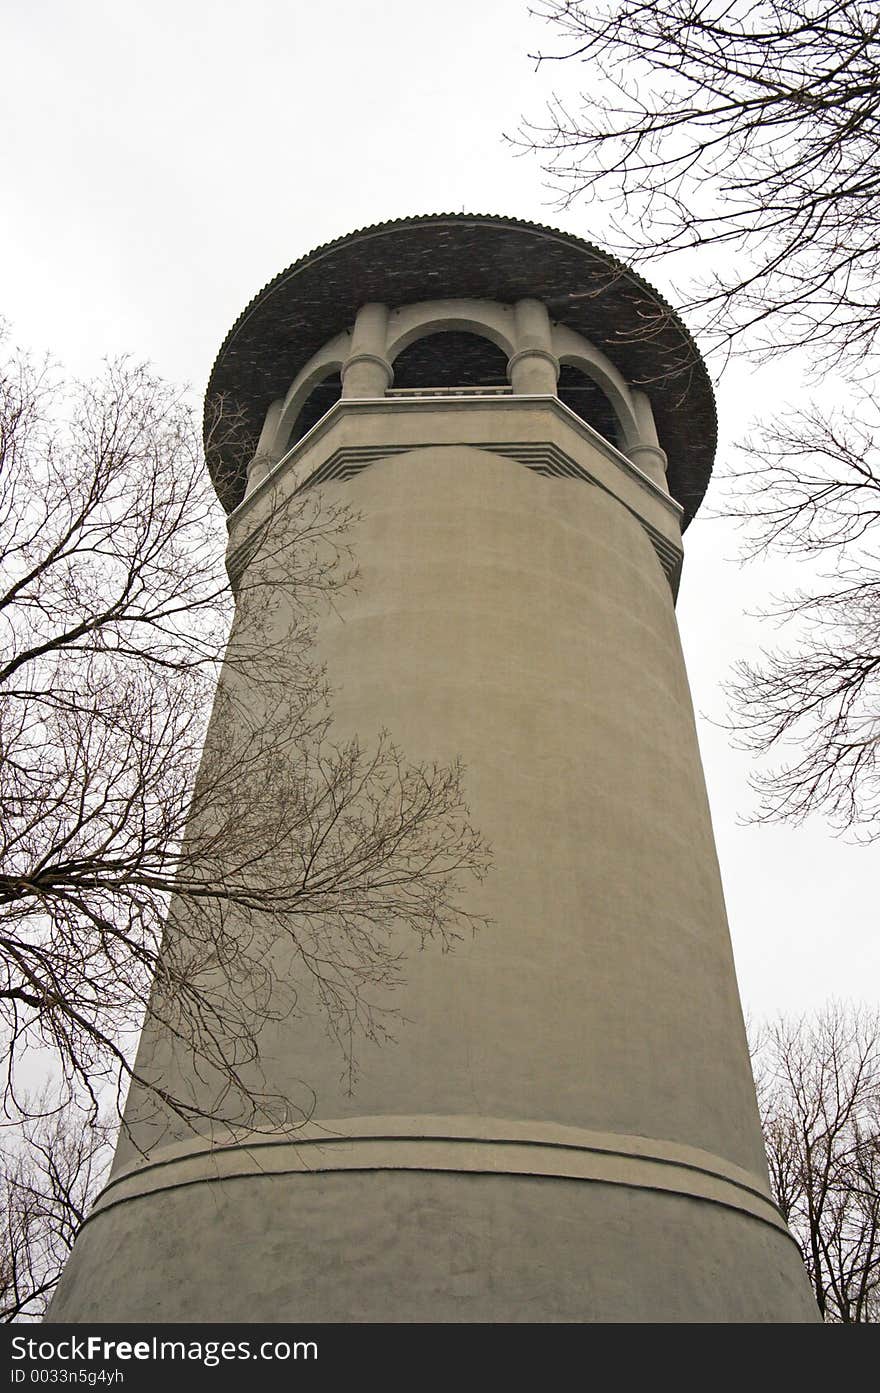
(244, 397, 285, 496)
(627, 388, 669, 490)
(508, 298, 559, 395)
(341, 303, 393, 398)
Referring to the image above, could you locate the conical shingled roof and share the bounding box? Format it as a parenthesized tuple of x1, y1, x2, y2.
(205, 214, 716, 525)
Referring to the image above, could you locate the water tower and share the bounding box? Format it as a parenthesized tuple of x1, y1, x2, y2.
(49, 216, 818, 1321)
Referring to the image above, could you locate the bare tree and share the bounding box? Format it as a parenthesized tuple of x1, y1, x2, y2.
(517, 1, 880, 838)
(722, 395, 880, 837)
(518, 0, 880, 368)
(1, 1098, 110, 1322)
(751, 1003, 880, 1322)
(0, 327, 490, 1142)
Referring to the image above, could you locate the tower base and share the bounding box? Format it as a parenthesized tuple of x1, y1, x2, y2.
(49, 1166, 817, 1322)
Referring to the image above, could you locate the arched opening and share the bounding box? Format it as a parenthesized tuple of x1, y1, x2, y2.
(390, 331, 510, 392)
(285, 371, 342, 451)
(556, 364, 624, 448)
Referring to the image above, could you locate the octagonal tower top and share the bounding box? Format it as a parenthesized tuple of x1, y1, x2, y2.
(205, 214, 716, 526)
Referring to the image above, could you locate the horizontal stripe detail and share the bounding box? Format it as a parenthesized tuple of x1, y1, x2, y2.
(90, 1116, 789, 1239)
(288, 440, 683, 586)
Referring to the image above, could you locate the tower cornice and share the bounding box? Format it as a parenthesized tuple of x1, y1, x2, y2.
(204, 214, 716, 525)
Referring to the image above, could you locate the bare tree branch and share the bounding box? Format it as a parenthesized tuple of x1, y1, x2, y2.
(514, 7, 880, 835)
(0, 1096, 111, 1323)
(516, 0, 880, 369)
(0, 328, 491, 1144)
(718, 393, 880, 836)
(751, 1003, 880, 1322)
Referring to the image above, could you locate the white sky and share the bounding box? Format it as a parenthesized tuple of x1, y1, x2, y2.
(2, 0, 876, 1024)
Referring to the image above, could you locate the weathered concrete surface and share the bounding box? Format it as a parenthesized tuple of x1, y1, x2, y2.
(50, 445, 818, 1321)
(50, 1173, 817, 1323)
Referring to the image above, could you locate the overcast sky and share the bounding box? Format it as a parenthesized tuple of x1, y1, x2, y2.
(2, 0, 876, 1022)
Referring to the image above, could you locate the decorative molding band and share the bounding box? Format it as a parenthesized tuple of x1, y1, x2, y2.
(226, 438, 683, 592)
(226, 515, 273, 592)
(340, 351, 394, 384)
(506, 347, 561, 376)
(228, 396, 684, 530)
(292, 439, 683, 586)
(628, 442, 668, 472)
(86, 1116, 791, 1242)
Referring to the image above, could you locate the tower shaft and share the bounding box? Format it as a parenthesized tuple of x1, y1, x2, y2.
(48, 220, 818, 1322)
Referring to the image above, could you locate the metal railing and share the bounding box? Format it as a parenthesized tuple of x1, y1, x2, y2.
(384, 385, 513, 399)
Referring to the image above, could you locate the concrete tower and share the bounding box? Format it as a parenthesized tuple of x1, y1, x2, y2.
(50, 216, 818, 1322)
